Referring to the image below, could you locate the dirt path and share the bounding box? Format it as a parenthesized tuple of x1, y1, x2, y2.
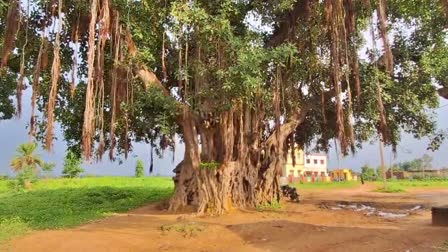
(4, 188, 448, 252)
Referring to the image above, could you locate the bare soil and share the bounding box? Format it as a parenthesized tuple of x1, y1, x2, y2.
(4, 186, 448, 252)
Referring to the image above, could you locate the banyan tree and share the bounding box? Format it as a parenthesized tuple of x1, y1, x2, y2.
(0, 0, 447, 213)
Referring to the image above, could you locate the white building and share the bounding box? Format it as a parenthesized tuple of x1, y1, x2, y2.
(282, 149, 329, 181)
(303, 153, 328, 177)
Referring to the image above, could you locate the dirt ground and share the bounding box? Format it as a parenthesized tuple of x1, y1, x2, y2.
(4, 185, 448, 252)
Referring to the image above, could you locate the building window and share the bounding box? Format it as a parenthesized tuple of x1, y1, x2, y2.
(320, 160, 325, 165)
(314, 159, 318, 164)
(306, 159, 310, 164)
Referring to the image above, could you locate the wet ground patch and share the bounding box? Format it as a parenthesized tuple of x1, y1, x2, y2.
(319, 201, 426, 219)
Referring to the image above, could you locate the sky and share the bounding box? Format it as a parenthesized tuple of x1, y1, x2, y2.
(0, 87, 447, 177)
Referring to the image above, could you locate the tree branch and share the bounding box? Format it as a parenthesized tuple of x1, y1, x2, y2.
(438, 87, 448, 100)
(266, 0, 312, 47)
(265, 104, 311, 147)
(124, 30, 170, 96)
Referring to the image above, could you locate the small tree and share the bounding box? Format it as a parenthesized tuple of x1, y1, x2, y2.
(9, 166, 38, 190)
(62, 152, 84, 178)
(10, 143, 43, 172)
(135, 159, 144, 178)
(361, 165, 378, 181)
(41, 162, 56, 178)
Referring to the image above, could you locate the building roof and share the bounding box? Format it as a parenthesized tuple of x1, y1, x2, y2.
(305, 153, 328, 157)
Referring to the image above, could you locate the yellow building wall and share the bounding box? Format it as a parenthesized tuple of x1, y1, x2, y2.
(283, 149, 305, 177)
(331, 169, 354, 181)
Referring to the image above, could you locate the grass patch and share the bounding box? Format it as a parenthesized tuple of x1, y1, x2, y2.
(0, 177, 173, 240)
(374, 185, 406, 193)
(376, 180, 448, 189)
(0, 217, 30, 241)
(373, 180, 448, 193)
(161, 222, 206, 237)
(437, 240, 448, 252)
(293, 181, 360, 190)
(256, 201, 283, 211)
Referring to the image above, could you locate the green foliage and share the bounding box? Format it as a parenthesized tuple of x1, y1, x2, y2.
(199, 161, 221, 170)
(293, 181, 359, 190)
(256, 200, 283, 211)
(62, 152, 84, 178)
(0, 70, 16, 120)
(8, 166, 38, 191)
(41, 162, 56, 178)
(422, 43, 448, 88)
(394, 154, 433, 171)
(135, 159, 145, 177)
(0, 217, 30, 241)
(361, 165, 378, 181)
(9, 143, 43, 173)
(373, 179, 448, 191)
(0, 177, 173, 241)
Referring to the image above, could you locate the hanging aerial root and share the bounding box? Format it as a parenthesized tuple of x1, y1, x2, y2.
(45, 0, 63, 151)
(82, 0, 99, 160)
(442, 0, 448, 17)
(70, 10, 81, 98)
(16, 61, 25, 117)
(342, 0, 356, 152)
(94, 0, 110, 161)
(30, 38, 47, 140)
(1, 0, 19, 68)
(344, 0, 361, 96)
(377, 0, 393, 73)
(109, 10, 120, 160)
(325, 0, 347, 152)
(368, 2, 391, 144)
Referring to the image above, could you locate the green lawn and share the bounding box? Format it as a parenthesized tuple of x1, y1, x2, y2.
(293, 181, 360, 190)
(291, 179, 448, 193)
(373, 179, 448, 193)
(0, 177, 174, 241)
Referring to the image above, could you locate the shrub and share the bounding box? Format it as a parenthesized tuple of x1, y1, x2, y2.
(41, 162, 56, 178)
(361, 165, 378, 181)
(0, 217, 30, 241)
(135, 159, 144, 177)
(8, 166, 37, 190)
(256, 200, 283, 211)
(62, 152, 84, 178)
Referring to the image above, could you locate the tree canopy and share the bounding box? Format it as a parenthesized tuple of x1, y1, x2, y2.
(1, 0, 447, 213)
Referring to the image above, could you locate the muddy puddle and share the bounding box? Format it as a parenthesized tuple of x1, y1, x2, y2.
(319, 202, 425, 219)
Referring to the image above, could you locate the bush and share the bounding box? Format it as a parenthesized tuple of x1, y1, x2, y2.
(41, 162, 56, 178)
(135, 159, 144, 177)
(361, 165, 378, 181)
(62, 152, 84, 178)
(8, 166, 38, 191)
(256, 200, 283, 211)
(0, 217, 30, 241)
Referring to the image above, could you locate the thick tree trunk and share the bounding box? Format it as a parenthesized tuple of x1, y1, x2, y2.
(169, 106, 310, 214)
(170, 154, 286, 214)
